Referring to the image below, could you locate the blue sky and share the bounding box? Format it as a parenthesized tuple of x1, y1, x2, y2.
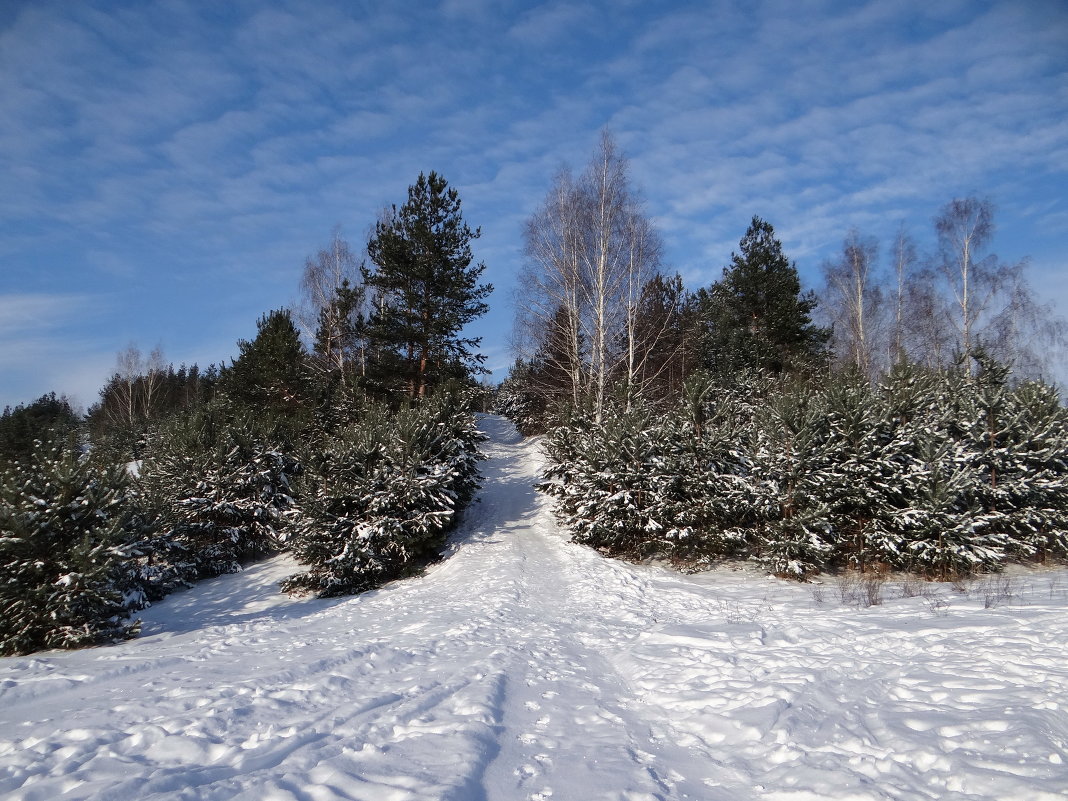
(1, 0, 1066, 410)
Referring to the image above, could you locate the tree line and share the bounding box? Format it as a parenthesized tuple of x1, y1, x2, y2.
(502, 130, 1066, 579)
(503, 133, 1064, 436)
(0, 171, 491, 655)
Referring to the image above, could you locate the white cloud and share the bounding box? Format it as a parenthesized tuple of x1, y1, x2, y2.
(507, 2, 595, 46)
(1, 0, 1065, 397)
(0, 293, 111, 409)
(0, 293, 93, 337)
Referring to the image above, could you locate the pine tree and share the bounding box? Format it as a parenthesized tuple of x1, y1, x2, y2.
(698, 216, 829, 376)
(137, 404, 301, 587)
(891, 436, 995, 578)
(944, 352, 1068, 563)
(538, 377, 761, 564)
(0, 440, 139, 655)
(364, 172, 492, 398)
(877, 363, 1005, 577)
(956, 353, 1019, 553)
(1006, 379, 1068, 559)
(540, 400, 666, 558)
(310, 370, 373, 442)
(496, 359, 548, 436)
(655, 373, 759, 561)
(537, 341, 1065, 579)
(818, 375, 893, 572)
(750, 384, 837, 577)
(283, 391, 484, 597)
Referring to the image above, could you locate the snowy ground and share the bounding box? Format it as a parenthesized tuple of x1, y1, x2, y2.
(3, 415, 1068, 800)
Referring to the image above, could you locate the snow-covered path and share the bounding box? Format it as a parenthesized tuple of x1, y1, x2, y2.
(3, 415, 1068, 800)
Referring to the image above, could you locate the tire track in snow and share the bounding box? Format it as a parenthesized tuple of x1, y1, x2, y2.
(469, 416, 748, 801)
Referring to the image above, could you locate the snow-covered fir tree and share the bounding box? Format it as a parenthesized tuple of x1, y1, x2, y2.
(1005, 379, 1068, 559)
(749, 384, 838, 577)
(0, 440, 140, 655)
(541, 401, 669, 558)
(540, 352, 1066, 579)
(283, 391, 484, 597)
(668, 372, 763, 560)
(495, 359, 547, 436)
(540, 373, 761, 564)
(816, 375, 895, 572)
(951, 353, 1068, 561)
(134, 404, 301, 594)
(869, 362, 1003, 575)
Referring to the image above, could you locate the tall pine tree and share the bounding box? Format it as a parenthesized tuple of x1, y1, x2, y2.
(364, 172, 492, 398)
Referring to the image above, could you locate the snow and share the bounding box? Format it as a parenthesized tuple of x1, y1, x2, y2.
(3, 414, 1068, 800)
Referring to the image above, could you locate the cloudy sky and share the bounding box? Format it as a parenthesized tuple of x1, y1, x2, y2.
(1, 0, 1066, 410)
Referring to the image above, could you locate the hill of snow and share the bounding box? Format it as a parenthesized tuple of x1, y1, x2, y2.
(2, 415, 1067, 800)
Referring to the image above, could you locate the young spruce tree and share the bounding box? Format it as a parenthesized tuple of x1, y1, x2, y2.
(282, 391, 484, 597)
(224, 309, 309, 426)
(135, 402, 301, 591)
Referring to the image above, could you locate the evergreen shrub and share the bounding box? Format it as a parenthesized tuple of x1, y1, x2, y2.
(282, 389, 485, 597)
(0, 440, 140, 654)
(540, 357, 1068, 579)
(132, 402, 301, 598)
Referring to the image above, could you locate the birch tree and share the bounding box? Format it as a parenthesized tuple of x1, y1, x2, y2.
(579, 131, 630, 419)
(515, 130, 664, 420)
(888, 224, 918, 364)
(296, 228, 366, 384)
(932, 196, 1065, 378)
(617, 189, 666, 405)
(822, 229, 882, 379)
(516, 168, 586, 407)
(628, 273, 693, 402)
(104, 344, 165, 431)
(935, 196, 998, 360)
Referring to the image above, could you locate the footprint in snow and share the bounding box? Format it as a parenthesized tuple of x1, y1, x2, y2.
(517, 762, 540, 779)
